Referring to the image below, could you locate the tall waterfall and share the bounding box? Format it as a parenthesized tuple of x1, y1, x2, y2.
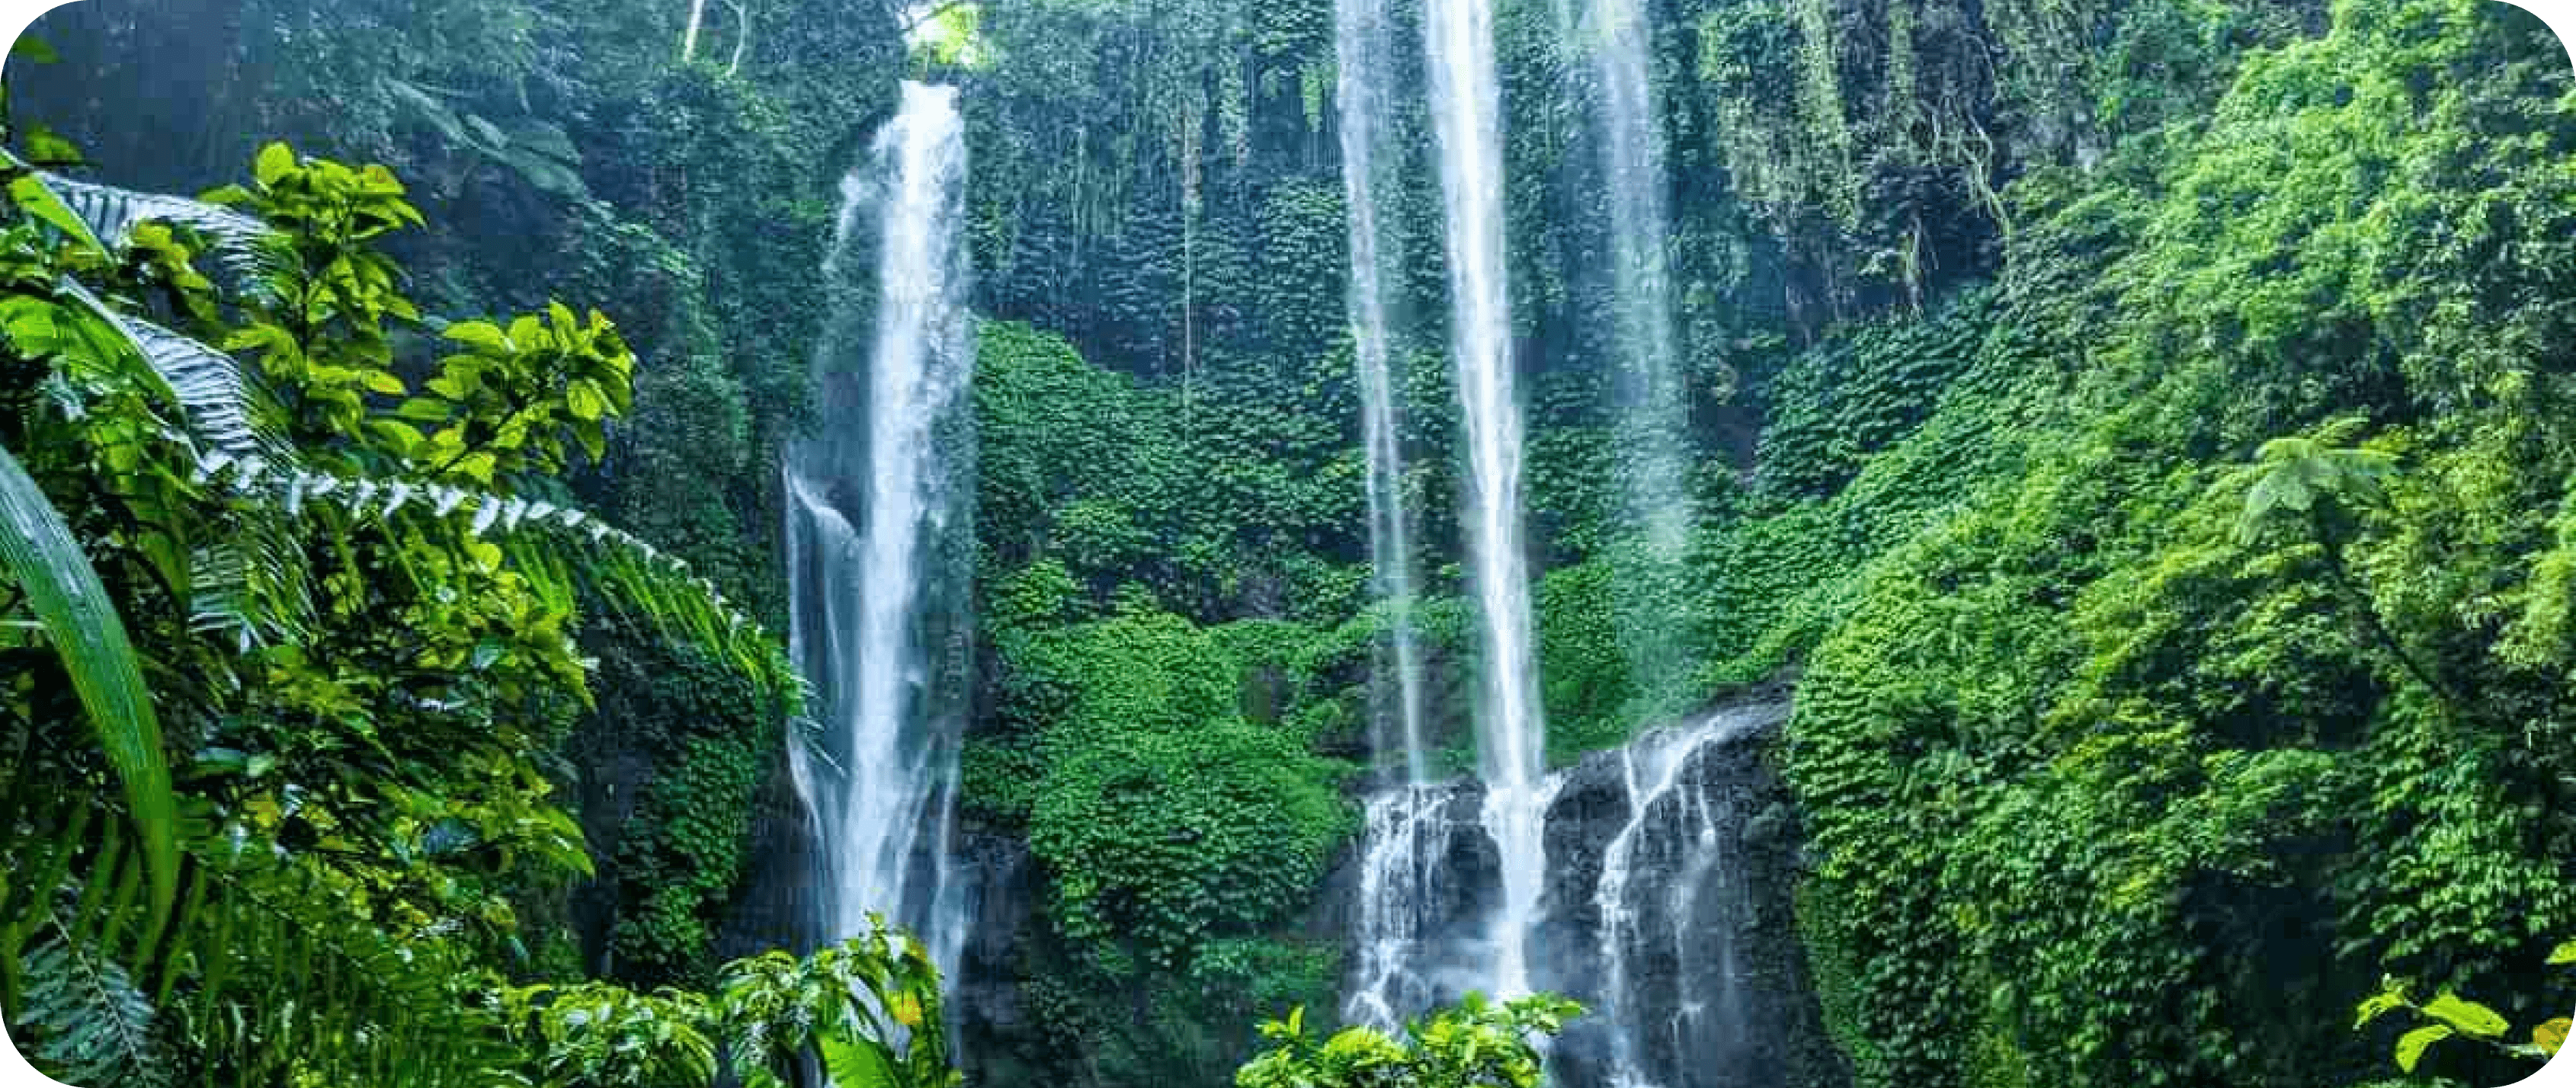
(1585, 0, 1697, 694)
(1423, 0, 1549, 1000)
(1335, 0, 1428, 783)
(784, 81, 976, 988)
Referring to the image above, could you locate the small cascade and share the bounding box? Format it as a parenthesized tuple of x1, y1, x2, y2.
(1336, 695, 1840, 1088)
(1343, 786, 1453, 1028)
(1588, 711, 1764, 1088)
(784, 80, 976, 990)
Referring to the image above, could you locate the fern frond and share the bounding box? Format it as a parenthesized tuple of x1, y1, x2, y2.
(34, 170, 285, 293)
(18, 898, 165, 1088)
(56, 275, 285, 464)
(197, 456, 807, 708)
(187, 517, 315, 651)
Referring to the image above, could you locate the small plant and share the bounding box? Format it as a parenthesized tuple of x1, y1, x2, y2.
(2353, 940, 2576, 1074)
(1235, 993, 1584, 1088)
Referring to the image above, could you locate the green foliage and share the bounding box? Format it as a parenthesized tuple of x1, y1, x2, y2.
(719, 921, 958, 1088)
(1773, 5, 2576, 1088)
(0, 126, 802, 1086)
(499, 980, 718, 1088)
(2353, 942, 2575, 1078)
(1234, 994, 1584, 1088)
(1011, 608, 1351, 968)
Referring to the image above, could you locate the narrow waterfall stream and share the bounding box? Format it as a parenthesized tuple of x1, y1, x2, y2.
(1422, 0, 1550, 1001)
(1583, 0, 1699, 704)
(1335, 0, 1429, 783)
(784, 80, 976, 991)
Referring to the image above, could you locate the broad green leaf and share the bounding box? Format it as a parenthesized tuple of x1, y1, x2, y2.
(819, 1033, 902, 1088)
(2353, 984, 2409, 1029)
(440, 318, 510, 353)
(253, 142, 296, 187)
(396, 397, 453, 422)
(0, 442, 176, 923)
(2396, 1024, 2453, 1073)
(2538, 1019, 2569, 1056)
(566, 379, 607, 422)
(2423, 992, 2510, 1038)
(2549, 940, 2576, 965)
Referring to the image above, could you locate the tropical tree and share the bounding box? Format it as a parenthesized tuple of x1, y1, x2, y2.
(0, 126, 801, 1085)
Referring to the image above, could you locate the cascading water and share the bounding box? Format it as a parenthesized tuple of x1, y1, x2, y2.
(1422, 0, 1549, 1001)
(1585, 0, 1697, 694)
(784, 81, 976, 991)
(1587, 709, 1764, 1088)
(1334, 693, 1831, 1088)
(1335, 0, 1428, 783)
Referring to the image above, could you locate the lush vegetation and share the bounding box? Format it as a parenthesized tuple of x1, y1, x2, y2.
(11, 0, 2576, 1086)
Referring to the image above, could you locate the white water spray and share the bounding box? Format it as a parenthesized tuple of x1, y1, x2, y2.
(1586, 0, 1693, 568)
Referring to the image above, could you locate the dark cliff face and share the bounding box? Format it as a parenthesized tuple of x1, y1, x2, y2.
(951, 825, 1034, 1065)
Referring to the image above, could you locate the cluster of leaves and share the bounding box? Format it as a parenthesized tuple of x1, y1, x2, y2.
(491, 920, 960, 1088)
(1233, 994, 1584, 1088)
(2350, 939, 2574, 1077)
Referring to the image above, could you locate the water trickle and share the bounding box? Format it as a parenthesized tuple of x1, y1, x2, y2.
(1584, 0, 1698, 693)
(784, 80, 976, 997)
(1335, 0, 1429, 783)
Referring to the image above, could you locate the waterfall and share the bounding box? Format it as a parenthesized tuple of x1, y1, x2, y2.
(1335, 0, 1429, 783)
(1586, 0, 1697, 694)
(784, 81, 976, 992)
(1423, 0, 1549, 1000)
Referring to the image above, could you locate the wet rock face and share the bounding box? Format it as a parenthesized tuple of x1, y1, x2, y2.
(1330, 689, 1849, 1088)
(950, 827, 1032, 1051)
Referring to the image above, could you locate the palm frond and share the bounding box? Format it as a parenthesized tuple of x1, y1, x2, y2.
(0, 442, 178, 926)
